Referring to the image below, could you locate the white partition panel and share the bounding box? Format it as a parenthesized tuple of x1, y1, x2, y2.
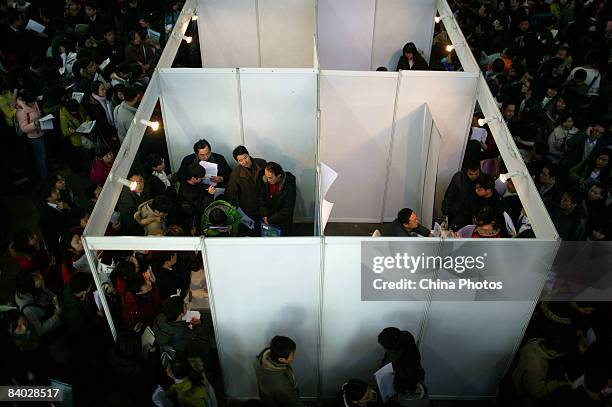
(383, 103, 429, 221)
(159, 69, 242, 173)
(197, 0, 259, 68)
(320, 237, 436, 396)
(317, 0, 376, 70)
(239, 69, 318, 220)
(258, 0, 315, 68)
(205, 238, 321, 399)
(320, 71, 398, 222)
(371, 0, 436, 69)
(420, 239, 557, 398)
(422, 119, 442, 228)
(396, 71, 478, 216)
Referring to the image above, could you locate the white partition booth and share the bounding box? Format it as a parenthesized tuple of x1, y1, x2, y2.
(83, 0, 560, 401)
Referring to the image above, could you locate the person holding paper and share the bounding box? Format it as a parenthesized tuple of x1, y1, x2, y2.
(86, 80, 118, 150)
(125, 31, 157, 75)
(226, 145, 267, 228)
(16, 89, 47, 178)
(60, 99, 93, 171)
(98, 27, 125, 69)
(258, 162, 297, 235)
(121, 268, 162, 330)
(117, 171, 151, 236)
(177, 139, 231, 186)
(146, 153, 176, 198)
(178, 163, 215, 229)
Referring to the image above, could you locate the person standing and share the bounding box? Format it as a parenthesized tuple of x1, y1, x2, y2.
(226, 145, 266, 229)
(16, 90, 47, 178)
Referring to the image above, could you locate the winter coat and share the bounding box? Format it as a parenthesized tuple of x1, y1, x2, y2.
(38, 203, 69, 256)
(16, 100, 43, 139)
(201, 200, 241, 237)
(382, 219, 430, 237)
(254, 348, 304, 407)
(15, 288, 61, 336)
(90, 157, 113, 185)
(151, 313, 214, 358)
(134, 199, 166, 236)
(441, 171, 492, 230)
(121, 287, 162, 329)
(60, 284, 105, 348)
(124, 43, 157, 69)
(60, 105, 91, 147)
(177, 152, 232, 187)
(550, 205, 587, 241)
(117, 187, 151, 236)
(86, 95, 117, 149)
(547, 125, 578, 164)
(113, 101, 137, 144)
(258, 172, 297, 234)
(166, 378, 212, 407)
(512, 339, 566, 401)
(108, 347, 156, 406)
(225, 158, 267, 220)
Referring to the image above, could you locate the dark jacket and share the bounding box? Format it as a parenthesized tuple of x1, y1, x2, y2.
(117, 187, 151, 236)
(177, 152, 232, 187)
(381, 330, 424, 382)
(441, 171, 492, 230)
(225, 158, 267, 219)
(383, 219, 430, 237)
(550, 205, 587, 241)
(60, 285, 106, 349)
(151, 313, 214, 358)
(121, 287, 161, 330)
(108, 346, 156, 406)
(538, 181, 564, 211)
(396, 56, 429, 71)
(86, 96, 117, 149)
(258, 172, 297, 234)
(124, 43, 157, 70)
(254, 348, 304, 407)
(38, 204, 69, 256)
(565, 133, 605, 167)
(178, 182, 214, 221)
(153, 265, 185, 301)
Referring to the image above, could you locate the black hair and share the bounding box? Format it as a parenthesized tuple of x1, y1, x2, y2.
(86, 1, 98, 10)
(151, 195, 173, 214)
(123, 85, 139, 102)
(188, 254, 203, 272)
(574, 69, 587, 81)
(342, 379, 369, 403)
(476, 178, 495, 191)
(193, 139, 211, 153)
(474, 206, 498, 227)
(152, 251, 176, 264)
(11, 229, 36, 253)
(492, 58, 505, 73)
(15, 270, 36, 296)
(501, 100, 516, 110)
(588, 181, 607, 200)
(68, 208, 90, 228)
(564, 187, 584, 206)
(464, 160, 481, 172)
(209, 208, 227, 226)
(376, 66, 388, 71)
(20, 89, 38, 104)
(70, 272, 92, 293)
(186, 163, 206, 180)
(95, 145, 112, 159)
(265, 162, 284, 177)
(169, 358, 191, 379)
(269, 336, 296, 363)
(90, 80, 105, 96)
(397, 208, 414, 224)
(162, 296, 184, 321)
(102, 25, 114, 35)
(115, 331, 141, 358)
(39, 182, 57, 203)
(147, 153, 164, 169)
(127, 169, 143, 179)
(110, 260, 137, 286)
(66, 99, 80, 113)
(128, 31, 140, 43)
(125, 272, 145, 294)
(542, 163, 559, 178)
(232, 145, 249, 160)
(378, 327, 408, 351)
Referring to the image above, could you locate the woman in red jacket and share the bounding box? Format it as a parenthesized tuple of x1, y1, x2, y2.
(90, 146, 115, 186)
(59, 228, 85, 284)
(121, 269, 161, 330)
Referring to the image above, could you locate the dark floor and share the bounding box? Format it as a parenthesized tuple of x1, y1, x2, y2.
(325, 222, 383, 236)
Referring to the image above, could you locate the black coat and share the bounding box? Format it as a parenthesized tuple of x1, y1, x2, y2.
(258, 172, 297, 234)
(382, 219, 430, 237)
(38, 204, 69, 256)
(225, 158, 267, 220)
(396, 56, 429, 71)
(176, 152, 232, 187)
(117, 188, 151, 236)
(441, 171, 493, 230)
(86, 96, 117, 149)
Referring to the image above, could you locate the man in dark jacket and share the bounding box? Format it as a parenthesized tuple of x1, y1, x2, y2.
(377, 327, 424, 382)
(565, 125, 606, 168)
(441, 160, 493, 230)
(537, 165, 563, 210)
(383, 208, 431, 237)
(258, 162, 297, 235)
(178, 163, 215, 226)
(226, 145, 267, 224)
(177, 139, 231, 187)
(254, 335, 304, 407)
(38, 182, 69, 257)
(117, 171, 150, 236)
(550, 188, 587, 241)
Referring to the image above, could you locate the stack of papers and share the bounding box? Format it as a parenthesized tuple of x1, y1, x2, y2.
(71, 92, 84, 103)
(148, 28, 161, 45)
(199, 161, 218, 186)
(76, 120, 96, 134)
(39, 114, 54, 130)
(99, 58, 111, 71)
(182, 310, 201, 322)
(25, 19, 45, 33)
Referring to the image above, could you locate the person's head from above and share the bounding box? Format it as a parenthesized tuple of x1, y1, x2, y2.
(62, 228, 84, 255)
(397, 208, 419, 230)
(376, 66, 388, 72)
(553, 96, 567, 112)
(67, 0, 80, 15)
(148, 153, 165, 172)
(587, 182, 606, 202)
(162, 295, 187, 321)
(556, 46, 570, 60)
(151, 195, 173, 217)
(15, 269, 44, 296)
(533, 142, 549, 161)
(264, 162, 285, 185)
(18, 89, 37, 107)
(475, 178, 495, 198)
(473, 206, 500, 236)
(232, 145, 252, 169)
(70, 272, 93, 300)
(377, 327, 409, 351)
(123, 85, 140, 104)
(90, 80, 106, 99)
(8, 11, 25, 29)
(49, 173, 67, 192)
(209, 208, 228, 227)
(11, 229, 40, 253)
(559, 187, 583, 211)
(464, 160, 481, 182)
(189, 254, 204, 273)
(126, 170, 145, 193)
(517, 15, 529, 32)
(269, 335, 296, 365)
(81, 58, 98, 77)
(539, 165, 558, 186)
(139, 14, 152, 29)
(69, 207, 90, 229)
(113, 84, 126, 102)
(40, 182, 61, 204)
(501, 101, 516, 121)
(492, 19, 503, 31)
(153, 251, 178, 268)
(167, 358, 192, 382)
(186, 163, 206, 185)
(546, 83, 559, 99)
(65, 98, 81, 115)
(103, 26, 115, 44)
(118, 63, 132, 79)
(560, 112, 574, 130)
(342, 379, 377, 406)
(193, 139, 212, 161)
(5, 310, 31, 339)
(521, 78, 532, 95)
(97, 146, 114, 165)
(85, 1, 97, 17)
(574, 68, 587, 84)
(402, 42, 418, 61)
(587, 124, 605, 140)
(126, 270, 152, 296)
(491, 58, 505, 74)
(129, 31, 142, 46)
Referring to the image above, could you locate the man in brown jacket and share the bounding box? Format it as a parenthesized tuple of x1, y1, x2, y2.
(225, 145, 266, 233)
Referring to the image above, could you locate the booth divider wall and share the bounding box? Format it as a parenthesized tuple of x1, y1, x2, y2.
(317, 0, 436, 70)
(197, 0, 315, 68)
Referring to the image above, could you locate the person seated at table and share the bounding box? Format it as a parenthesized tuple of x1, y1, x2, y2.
(396, 42, 428, 71)
(201, 199, 241, 237)
(178, 163, 215, 228)
(471, 206, 505, 238)
(383, 208, 431, 237)
(134, 194, 173, 236)
(177, 139, 231, 187)
(258, 162, 297, 236)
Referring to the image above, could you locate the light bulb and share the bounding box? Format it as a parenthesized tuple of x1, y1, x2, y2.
(139, 119, 160, 131)
(446, 44, 454, 53)
(191, 15, 198, 21)
(117, 177, 138, 191)
(435, 16, 441, 23)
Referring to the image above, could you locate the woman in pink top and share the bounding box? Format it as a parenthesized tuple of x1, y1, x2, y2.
(16, 90, 47, 178)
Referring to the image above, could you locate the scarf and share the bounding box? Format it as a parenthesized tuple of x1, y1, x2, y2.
(92, 93, 115, 127)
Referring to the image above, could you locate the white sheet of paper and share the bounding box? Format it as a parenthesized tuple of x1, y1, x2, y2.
(39, 114, 54, 121)
(321, 199, 334, 230)
(93, 291, 102, 310)
(374, 362, 396, 402)
(503, 211, 517, 237)
(71, 92, 84, 103)
(39, 114, 54, 130)
(25, 19, 45, 33)
(73, 253, 91, 273)
(147, 28, 161, 44)
(199, 161, 218, 185)
(213, 187, 225, 198)
(76, 120, 96, 134)
(320, 162, 338, 199)
(495, 178, 507, 196)
(141, 326, 155, 348)
(182, 310, 201, 322)
(98, 58, 111, 71)
(433, 222, 442, 237)
(470, 127, 488, 143)
(237, 207, 255, 229)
